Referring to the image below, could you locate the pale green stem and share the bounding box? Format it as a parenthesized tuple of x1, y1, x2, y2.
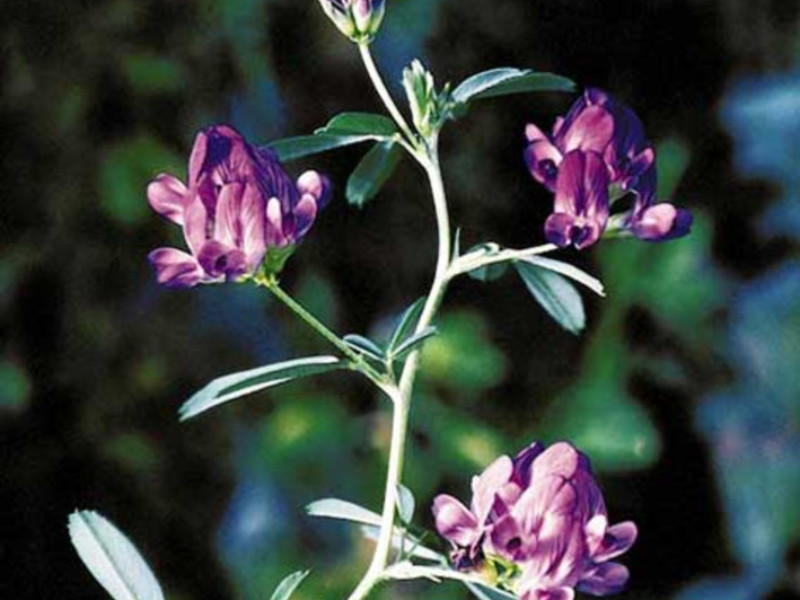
(258, 278, 389, 390)
(347, 139, 452, 600)
(447, 243, 558, 279)
(358, 43, 419, 150)
(384, 563, 487, 586)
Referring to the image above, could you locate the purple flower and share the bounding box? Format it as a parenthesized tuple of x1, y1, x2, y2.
(148, 125, 329, 288)
(524, 88, 690, 248)
(623, 167, 694, 242)
(318, 0, 386, 43)
(433, 442, 637, 599)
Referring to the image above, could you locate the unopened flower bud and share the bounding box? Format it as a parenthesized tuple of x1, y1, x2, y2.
(318, 0, 385, 44)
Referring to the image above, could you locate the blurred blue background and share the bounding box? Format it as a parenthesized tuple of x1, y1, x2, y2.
(1, 1, 799, 599)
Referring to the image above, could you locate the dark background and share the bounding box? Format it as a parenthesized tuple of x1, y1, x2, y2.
(2, 1, 799, 599)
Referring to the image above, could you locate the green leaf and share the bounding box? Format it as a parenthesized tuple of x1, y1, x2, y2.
(518, 256, 605, 296)
(267, 134, 379, 162)
(346, 141, 404, 208)
(395, 484, 415, 524)
(179, 356, 344, 421)
(465, 582, 519, 600)
(68, 511, 164, 600)
(515, 262, 585, 334)
(391, 327, 438, 360)
(388, 297, 426, 352)
(319, 112, 398, 137)
(452, 68, 575, 104)
(469, 262, 509, 282)
(270, 571, 310, 600)
(471, 72, 576, 100)
(306, 498, 382, 526)
(343, 334, 385, 360)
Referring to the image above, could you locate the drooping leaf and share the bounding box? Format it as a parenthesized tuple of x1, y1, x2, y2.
(267, 134, 380, 162)
(519, 256, 605, 296)
(452, 68, 575, 105)
(396, 484, 415, 524)
(468, 263, 509, 282)
(346, 141, 404, 208)
(515, 262, 585, 334)
(68, 511, 164, 600)
(179, 356, 344, 421)
(388, 297, 426, 352)
(270, 570, 310, 600)
(343, 334, 385, 360)
(319, 112, 398, 137)
(391, 327, 438, 360)
(306, 498, 383, 526)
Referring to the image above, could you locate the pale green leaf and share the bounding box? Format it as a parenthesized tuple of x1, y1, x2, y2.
(306, 498, 382, 526)
(68, 511, 164, 600)
(395, 484, 415, 524)
(515, 262, 585, 334)
(270, 570, 310, 600)
(519, 256, 605, 296)
(179, 356, 343, 421)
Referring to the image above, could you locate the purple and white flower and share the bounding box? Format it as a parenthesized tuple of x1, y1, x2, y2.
(524, 88, 690, 249)
(433, 441, 637, 600)
(148, 125, 329, 288)
(318, 0, 386, 43)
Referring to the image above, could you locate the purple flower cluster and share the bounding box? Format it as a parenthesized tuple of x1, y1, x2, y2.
(147, 125, 329, 288)
(433, 442, 637, 600)
(525, 89, 692, 249)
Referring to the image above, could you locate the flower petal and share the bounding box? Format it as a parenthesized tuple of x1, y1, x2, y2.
(631, 203, 693, 241)
(297, 170, 332, 208)
(591, 521, 638, 563)
(560, 106, 614, 154)
(148, 248, 205, 288)
(471, 455, 514, 522)
(525, 123, 562, 191)
(148, 174, 188, 224)
(576, 562, 630, 596)
(293, 193, 319, 242)
(432, 494, 480, 547)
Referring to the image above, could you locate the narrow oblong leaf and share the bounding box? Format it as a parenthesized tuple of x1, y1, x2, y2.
(396, 484, 415, 524)
(515, 262, 585, 334)
(391, 327, 438, 360)
(179, 356, 343, 421)
(306, 498, 383, 527)
(519, 256, 605, 296)
(346, 141, 404, 208)
(343, 334, 385, 360)
(267, 134, 380, 162)
(471, 72, 576, 100)
(466, 582, 520, 600)
(68, 511, 164, 600)
(270, 570, 310, 600)
(452, 68, 575, 105)
(320, 112, 398, 137)
(388, 297, 426, 352)
(452, 68, 529, 103)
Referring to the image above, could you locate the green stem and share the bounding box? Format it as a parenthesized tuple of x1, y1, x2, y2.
(257, 278, 388, 388)
(347, 140, 452, 600)
(358, 43, 419, 150)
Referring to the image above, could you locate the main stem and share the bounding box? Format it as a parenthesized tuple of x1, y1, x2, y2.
(348, 139, 451, 600)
